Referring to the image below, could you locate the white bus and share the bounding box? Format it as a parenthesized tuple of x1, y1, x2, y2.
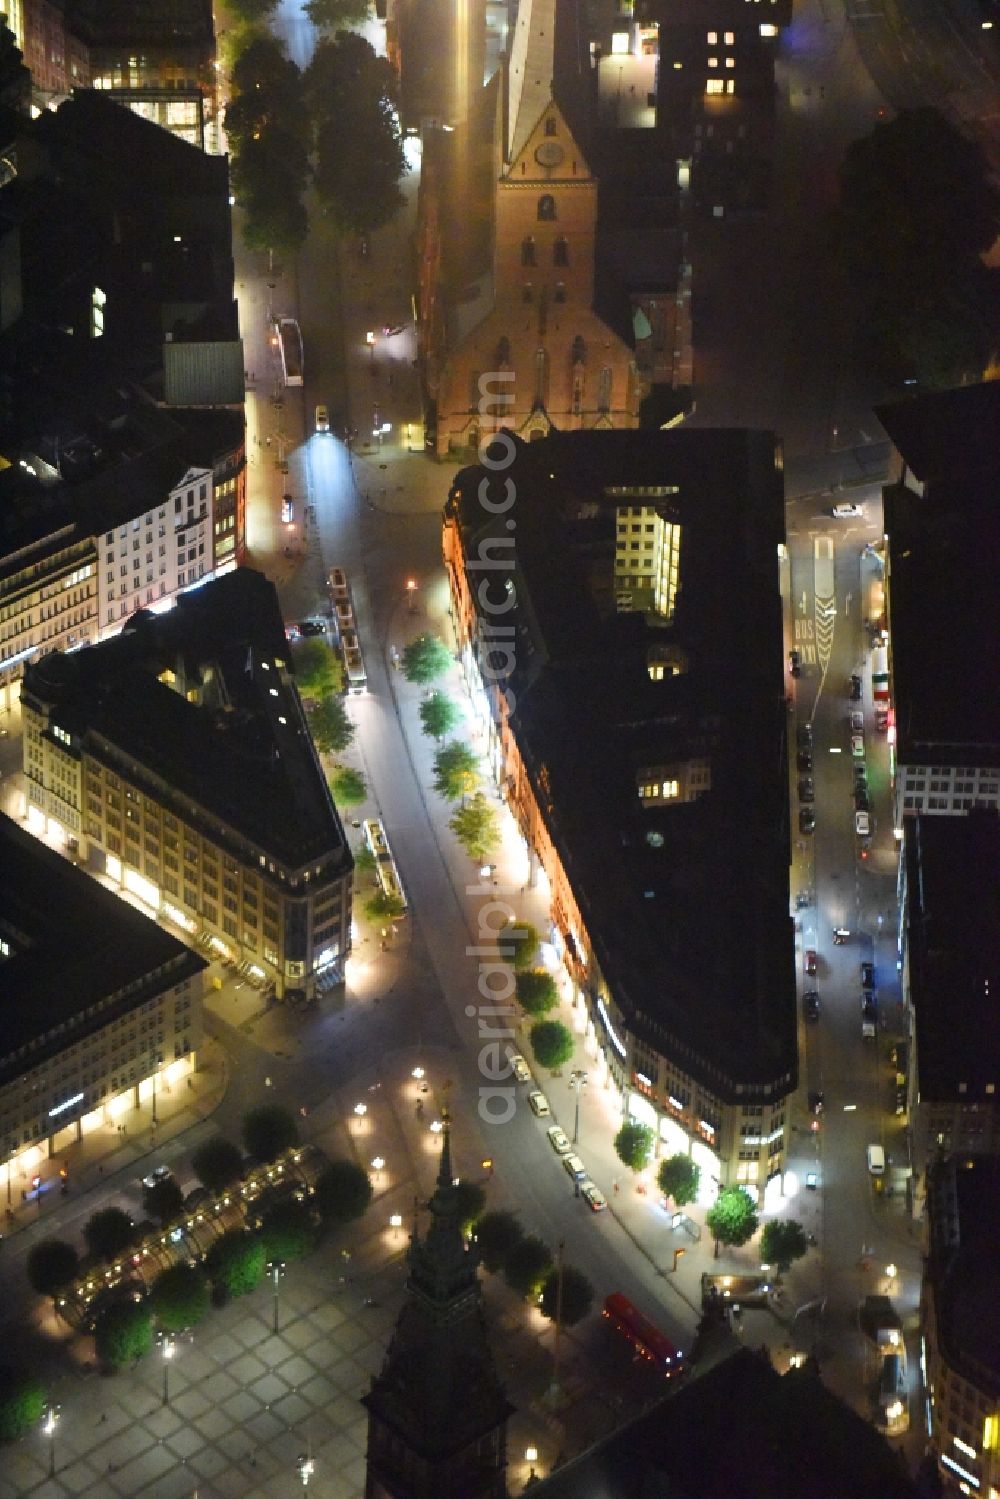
(363, 818, 406, 910)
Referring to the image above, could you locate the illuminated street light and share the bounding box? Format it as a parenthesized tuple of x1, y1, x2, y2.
(297, 1451, 315, 1487)
(411, 1066, 425, 1080)
(354, 1102, 368, 1117)
(429, 1119, 443, 1134)
(43, 1405, 60, 1477)
(525, 1446, 538, 1463)
(389, 1213, 403, 1229)
(406, 578, 417, 613)
(569, 1069, 589, 1144)
(269, 1259, 286, 1334)
(161, 1334, 175, 1406)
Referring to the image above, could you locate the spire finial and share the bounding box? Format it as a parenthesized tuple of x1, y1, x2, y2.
(437, 1106, 453, 1190)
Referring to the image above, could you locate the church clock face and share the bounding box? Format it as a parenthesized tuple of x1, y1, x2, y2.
(534, 141, 564, 168)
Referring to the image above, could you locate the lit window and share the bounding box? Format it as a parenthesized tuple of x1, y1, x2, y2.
(706, 79, 724, 93)
(707, 29, 717, 42)
(707, 55, 718, 66)
(724, 30, 734, 42)
(662, 780, 679, 798)
(725, 56, 735, 67)
(726, 79, 735, 93)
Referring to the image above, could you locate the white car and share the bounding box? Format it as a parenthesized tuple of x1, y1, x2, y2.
(546, 1125, 571, 1155)
(831, 503, 864, 519)
(528, 1090, 550, 1117)
(855, 810, 871, 837)
(509, 1053, 531, 1084)
(581, 1180, 607, 1212)
(562, 1153, 587, 1182)
(851, 734, 865, 758)
(315, 404, 330, 433)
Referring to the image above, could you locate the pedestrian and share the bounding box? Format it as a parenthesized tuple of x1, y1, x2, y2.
(613, 1179, 620, 1196)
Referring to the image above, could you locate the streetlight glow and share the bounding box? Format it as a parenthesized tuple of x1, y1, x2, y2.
(354, 1102, 368, 1116)
(525, 1446, 538, 1462)
(389, 1213, 403, 1228)
(412, 1066, 425, 1080)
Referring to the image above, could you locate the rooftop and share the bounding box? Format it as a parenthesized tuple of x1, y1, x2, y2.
(927, 1154, 1000, 1394)
(876, 381, 1000, 487)
(22, 570, 351, 876)
(0, 812, 205, 1077)
(905, 811, 999, 1104)
(447, 430, 796, 1097)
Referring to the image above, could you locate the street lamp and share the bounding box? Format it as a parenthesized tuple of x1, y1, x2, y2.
(569, 1069, 589, 1144)
(354, 1102, 368, 1117)
(269, 1259, 286, 1335)
(297, 1450, 315, 1487)
(406, 578, 417, 613)
(371, 1156, 385, 1185)
(411, 1066, 425, 1081)
(161, 1333, 175, 1406)
(43, 1404, 60, 1478)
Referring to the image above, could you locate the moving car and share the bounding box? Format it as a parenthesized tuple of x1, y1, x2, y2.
(581, 1180, 607, 1212)
(804, 990, 820, 1022)
(851, 733, 865, 758)
(831, 503, 864, 519)
(315, 404, 330, 432)
(808, 1090, 825, 1115)
(862, 996, 878, 1039)
(798, 778, 815, 803)
(547, 1125, 571, 1155)
(850, 710, 864, 732)
(805, 949, 818, 976)
(861, 961, 875, 989)
(850, 673, 863, 700)
(866, 1143, 885, 1176)
(562, 1153, 587, 1182)
(142, 1164, 172, 1190)
(855, 810, 871, 837)
(528, 1090, 550, 1117)
(799, 807, 815, 835)
(297, 619, 326, 637)
(510, 1054, 531, 1084)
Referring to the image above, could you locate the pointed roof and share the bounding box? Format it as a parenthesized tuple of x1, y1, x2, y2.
(363, 1121, 514, 1459)
(506, 0, 558, 164)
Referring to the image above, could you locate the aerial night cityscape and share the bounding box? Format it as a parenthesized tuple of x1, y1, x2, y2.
(0, 0, 997, 1493)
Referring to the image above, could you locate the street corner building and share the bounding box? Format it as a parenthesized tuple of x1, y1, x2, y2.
(0, 811, 206, 1214)
(442, 427, 797, 1194)
(19, 567, 353, 1006)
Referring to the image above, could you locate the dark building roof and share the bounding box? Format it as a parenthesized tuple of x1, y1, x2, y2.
(447, 430, 796, 1099)
(533, 1348, 917, 1499)
(67, 0, 214, 49)
(22, 570, 351, 875)
(904, 812, 999, 1105)
(876, 382, 1000, 487)
(0, 812, 205, 1078)
(926, 1155, 1000, 1395)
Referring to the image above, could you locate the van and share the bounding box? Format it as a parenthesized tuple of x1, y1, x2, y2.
(867, 1144, 885, 1177)
(562, 1154, 587, 1182)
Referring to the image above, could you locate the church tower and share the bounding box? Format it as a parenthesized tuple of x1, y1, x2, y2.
(362, 1124, 514, 1499)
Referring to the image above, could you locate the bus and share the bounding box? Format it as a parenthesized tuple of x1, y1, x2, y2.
(603, 1293, 684, 1377)
(276, 317, 303, 386)
(363, 818, 406, 911)
(342, 628, 367, 694)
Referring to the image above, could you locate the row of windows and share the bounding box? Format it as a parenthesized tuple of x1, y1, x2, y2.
(521, 236, 570, 267)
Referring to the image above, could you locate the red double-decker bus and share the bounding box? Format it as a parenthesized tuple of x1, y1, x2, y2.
(603, 1293, 684, 1376)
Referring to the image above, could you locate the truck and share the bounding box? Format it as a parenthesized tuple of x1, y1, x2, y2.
(861, 1295, 902, 1354)
(872, 644, 889, 703)
(276, 316, 304, 387)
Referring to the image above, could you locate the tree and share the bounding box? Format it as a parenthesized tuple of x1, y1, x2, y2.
(257, 1199, 317, 1262)
(227, 0, 280, 21)
(192, 1136, 245, 1194)
(142, 1177, 185, 1227)
(84, 1207, 136, 1263)
(303, 0, 370, 26)
(451, 1180, 487, 1235)
(657, 1153, 701, 1208)
(473, 1210, 523, 1273)
(310, 695, 354, 754)
(329, 764, 366, 806)
(305, 34, 407, 235)
(292, 638, 342, 698)
(433, 741, 479, 802)
(503, 1235, 552, 1298)
(313, 1160, 373, 1226)
(705, 1186, 759, 1257)
(205, 1230, 267, 1298)
(150, 1264, 210, 1333)
(225, 35, 311, 256)
(354, 845, 377, 876)
(364, 889, 406, 923)
(400, 631, 452, 685)
(529, 1019, 574, 1073)
(449, 794, 501, 863)
(614, 1121, 655, 1175)
(514, 969, 558, 1017)
(419, 690, 461, 742)
(539, 1264, 594, 1327)
(26, 1240, 79, 1303)
(760, 1219, 809, 1275)
(94, 1300, 153, 1371)
(496, 920, 540, 971)
(0, 1367, 46, 1442)
(242, 1104, 299, 1164)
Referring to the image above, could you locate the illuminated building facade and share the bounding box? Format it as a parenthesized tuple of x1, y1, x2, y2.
(0, 811, 205, 1207)
(443, 429, 796, 1192)
(21, 570, 353, 1002)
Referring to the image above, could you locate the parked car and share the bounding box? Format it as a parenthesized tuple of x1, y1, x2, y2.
(796, 749, 813, 773)
(805, 949, 818, 976)
(562, 1154, 587, 1183)
(861, 961, 875, 989)
(296, 619, 326, 637)
(796, 724, 813, 752)
(850, 673, 863, 700)
(510, 1054, 531, 1084)
(581, 1180, 607, 1212)
(851, 733, 865, 759)
(854, 787, 871, 812)
(798, 778, 815, 803)
(547, 1125, 571, 1155)
(799, 807, 816, 834)
(788, 649, 802, 678)
(804, 990, 820, 1022)
(528, 1090, 550, 1117)
(831, 502, 864, 519)
(855, 810, 871, 837)
(850, 711, 864, 732)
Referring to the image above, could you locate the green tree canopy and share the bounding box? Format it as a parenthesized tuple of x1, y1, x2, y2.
(192, 1136, 245, 1194)
(354, 844, 377, 876)
(364, 888, 407, 923)
(313, 1160, 373, 1226)
(303, 0, 370, 26)
(614, 1121, 655, 1175)
(450, 1180, 487, 1235)
(242, 1104, 299, 1164)
(433, 741, 479, 802)
(503, 1235, 552, 1298)
(514, 968, 558, 1016)
(539, 1264, 594, 1327)
(706, 1186, 759, 1255)
(292, 637, 342, 697)
(26, 1239, 79, 1302)
(227, 0, 280, 22)
(94, 1299, 153, 1371)
(473, 1210, 523, 1273)
(225, 34, 311, 255)
(257, 1198, 317, 1262)
(305, 33, 407, 235)
(497, 919, 540, 970)
(205, 1230, 267, 1298)
(142, 1177, 184, 1227)
(760, 1219, 810, 1275)
(310, 695, 354, 754)
(400, 631, 452, 685)
(449, 793, 501, 863)
(419, 690, 461, 741)
(329, 764, 366, 806)
(84, 1207, 136, 1263)
(150, 1263, 210, 1333)
(529, 1019, 574, 1073)
(657, 1153, 701, 1207)
(0, 1367, 46, 1442)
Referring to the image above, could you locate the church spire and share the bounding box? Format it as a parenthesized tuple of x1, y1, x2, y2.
(506, 0, 557, 164)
